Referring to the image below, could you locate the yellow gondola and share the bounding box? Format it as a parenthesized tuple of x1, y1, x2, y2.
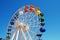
(35, 10, 41, 16)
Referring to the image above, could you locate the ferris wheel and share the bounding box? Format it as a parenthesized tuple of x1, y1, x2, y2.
(6, 5, 46, 40)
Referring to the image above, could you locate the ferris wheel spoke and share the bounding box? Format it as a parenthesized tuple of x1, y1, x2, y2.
(28, 16, 39, 28)
(22, 16, 25, 22)
(28, 30, 37, 40)
(28, 13, 32, 18)
(29, 21, 40, 28)
(22, 13, 27, 22)
(36, 16, 39, 26)
(29, 24, 39, 28)
(25, 13, 32, 24)
(29, 30, 37, 35)
(29, 15, 36, 21)
(31, 20, 39, 24)
(30, 26, 40, 28)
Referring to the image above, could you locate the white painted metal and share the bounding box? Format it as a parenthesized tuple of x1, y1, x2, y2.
(21, 29, 27, 40)
(27, 31, 32, 40)
(16, 30, 19, 40)
(11, 30, 17, 40)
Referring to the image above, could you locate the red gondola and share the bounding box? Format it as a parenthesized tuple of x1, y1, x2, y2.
(24, 6, 29, 12)
(30, 5, 35, 12)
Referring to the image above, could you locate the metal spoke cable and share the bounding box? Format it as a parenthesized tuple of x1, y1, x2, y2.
(29, 15, 36, 21)
(29, 30, 37, 35)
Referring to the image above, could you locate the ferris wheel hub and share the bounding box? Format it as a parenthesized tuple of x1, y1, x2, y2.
(16, 22, 29, 33)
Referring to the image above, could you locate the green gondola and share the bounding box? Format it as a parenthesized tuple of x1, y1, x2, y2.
(39, 18, 44, 22)
(6, 36, 10, 39)
(38, 13, 44, 17)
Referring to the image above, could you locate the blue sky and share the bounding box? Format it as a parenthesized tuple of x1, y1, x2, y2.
(0, 0, 60, 40)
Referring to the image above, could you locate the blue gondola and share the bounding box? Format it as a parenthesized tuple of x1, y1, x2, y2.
(40, 28, 46, 32)
(8, 29, 11, 31)
(10, 21, 14, 25)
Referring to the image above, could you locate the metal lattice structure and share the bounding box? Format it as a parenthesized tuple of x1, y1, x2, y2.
(6, 5, 46, 40)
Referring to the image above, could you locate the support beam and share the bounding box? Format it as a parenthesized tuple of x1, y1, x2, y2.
(20, 30, 23, 40)
(11, 30, 17, 40)
(16, 30, 19, 40)
(27, 31, 32, 40)
(21, 29, 27, 40)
